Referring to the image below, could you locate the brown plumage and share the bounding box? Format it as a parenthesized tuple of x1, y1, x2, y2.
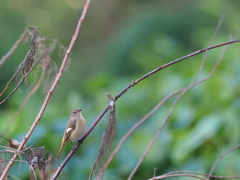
(57, 108, 86, 158)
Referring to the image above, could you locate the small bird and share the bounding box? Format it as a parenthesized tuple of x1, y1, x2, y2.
(57, 108, 86, 158)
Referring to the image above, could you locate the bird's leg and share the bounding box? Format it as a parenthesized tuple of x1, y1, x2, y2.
(70, 141, 77, 153)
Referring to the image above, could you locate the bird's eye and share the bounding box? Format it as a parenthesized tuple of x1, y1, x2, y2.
(73, 111, 77, 114)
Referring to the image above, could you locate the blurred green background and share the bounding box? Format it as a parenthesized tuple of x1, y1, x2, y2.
(1, 0, 240, 179)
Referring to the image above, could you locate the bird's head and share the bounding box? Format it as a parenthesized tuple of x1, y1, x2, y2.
(70, 108, 82, 117)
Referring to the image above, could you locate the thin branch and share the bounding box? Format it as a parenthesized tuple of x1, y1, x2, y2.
(128, 44, 229, 179)
(128, 88, 193, 179)
(103, 89, 183, 172)
(29, 165, 37, 180)
(150, 173, 207, 180)
(149, 171, 240, 180)
(7, 174, 22, 180)
(0, 150, 21, 154)
(0, 69, 45, 136)
(0, 54, 44, 104)
(0, 69, 18, 97)
(128, 86, 192, 179)
(207, 144, 240, 179)
(0, 26, 34, 67)
(0, 27, 40, 104)
(113, 39, 240, 101)
(53, 38, 240, 178)
(103, 17, 225, 172)
(0, 0, 90, 177)
(0, 27, 38, 97)
(194, 15, 223, 82)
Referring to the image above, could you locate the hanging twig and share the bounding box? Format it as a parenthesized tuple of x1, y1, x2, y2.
(0, 27, 39, 104)
(0, 26, 34, 67)
(0, 54, 45, 104)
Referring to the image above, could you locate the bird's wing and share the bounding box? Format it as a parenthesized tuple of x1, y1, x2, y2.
(64, 119, 77, 141)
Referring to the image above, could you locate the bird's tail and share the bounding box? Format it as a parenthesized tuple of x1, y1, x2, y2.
(57, 139, 66, 158)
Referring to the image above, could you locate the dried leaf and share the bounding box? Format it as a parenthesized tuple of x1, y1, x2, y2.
(90, 96, 116, 180)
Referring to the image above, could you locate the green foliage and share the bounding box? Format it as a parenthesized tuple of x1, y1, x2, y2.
(1, 0, 240, 179)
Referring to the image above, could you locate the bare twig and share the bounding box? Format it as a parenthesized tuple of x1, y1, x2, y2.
(153, 168, 158, 178)
(0, 69, 18, 97)
(150, 174, 207, 180)
(0, 27, 38, 97)
(29, 164, 37, 180)
(0, 150, 22, 154)
(194, 15, 223, 82)
(207, 144, 240, 179)
(0, 27, 40, 104)
(149, 171, 240, 180)
(7, 174, 22, 180)
(0, 69, 45, 136)
(103, 89, 183, 172)
(127, 17, 225, 179)
(0, 27, 60, 102)
(0, 26, 34, 67)
(53, 38, 240, 178)
(0, 54, 45, 104)
(113, 39, 240, 101)
(0, 0, 90, 177)
(103, 20, 226, 174)
(128, 44, 229, 179)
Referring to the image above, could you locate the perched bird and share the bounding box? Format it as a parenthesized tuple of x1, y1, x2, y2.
(57, 108, 86, 158)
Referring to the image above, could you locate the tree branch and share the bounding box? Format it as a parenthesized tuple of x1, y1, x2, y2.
(53, 37, 240, 178)
(0, 0, 91, 178)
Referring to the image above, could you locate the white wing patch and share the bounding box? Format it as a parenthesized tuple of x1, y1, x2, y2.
(109, 100, 114, 108)
(66, 128, 72, 134)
